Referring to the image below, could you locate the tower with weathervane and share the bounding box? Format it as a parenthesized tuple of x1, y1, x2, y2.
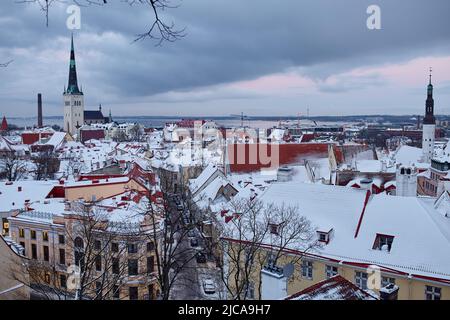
(63, 34, 84, 136)
(422, 68, 436, 163)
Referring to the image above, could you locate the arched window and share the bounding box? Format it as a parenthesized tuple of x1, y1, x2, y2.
(74, 237, 84, 249)
(74, 237, 85, 271)
(400, 168, 405, 175)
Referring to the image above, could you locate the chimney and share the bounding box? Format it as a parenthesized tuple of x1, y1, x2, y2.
(37, 93, 43, 128)
(380, 284, 399, 300)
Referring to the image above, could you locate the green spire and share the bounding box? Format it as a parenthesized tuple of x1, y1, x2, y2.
(66, 33, 82, 95)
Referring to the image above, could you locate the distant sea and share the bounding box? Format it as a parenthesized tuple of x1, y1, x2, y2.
(7, 116, 283, 129)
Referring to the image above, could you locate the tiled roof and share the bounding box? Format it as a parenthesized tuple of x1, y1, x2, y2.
(285, 275, 377, 300)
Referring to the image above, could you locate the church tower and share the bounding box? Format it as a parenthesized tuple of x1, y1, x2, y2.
(63, 34, 84, 136)
(422, 68, 436, 163)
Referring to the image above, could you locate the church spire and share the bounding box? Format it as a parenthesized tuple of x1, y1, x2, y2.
(424, 67, 435, 125)
(66, 34, 82, 95)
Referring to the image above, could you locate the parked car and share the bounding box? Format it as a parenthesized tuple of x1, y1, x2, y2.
(196, 252, 207, 264)
(177, 204, 184, 211)
(202, 279, 216, 295)
(190, 238, 199, 247)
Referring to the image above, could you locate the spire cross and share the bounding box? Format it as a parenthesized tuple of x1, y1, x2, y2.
(429, 67, 433, 84)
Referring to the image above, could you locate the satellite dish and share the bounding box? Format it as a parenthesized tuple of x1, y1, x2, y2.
(283, 263, 294, 278)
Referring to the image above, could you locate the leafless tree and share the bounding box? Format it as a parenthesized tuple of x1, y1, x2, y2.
(143, 180, 206, 300)
(112, 129, 128, 143)
(0, 153, 28, 181)
(16, 0, 186, 44)
(62, 153, 84, 177)
(216, 199, 319, 300)
(64, 201, 152, 300)
(11, 200, 157, 300)
(33, 151, 60, 180)
(128, 124, 144, 142)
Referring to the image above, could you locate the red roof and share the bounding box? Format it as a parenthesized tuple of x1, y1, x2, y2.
(285, 275, 377, 300)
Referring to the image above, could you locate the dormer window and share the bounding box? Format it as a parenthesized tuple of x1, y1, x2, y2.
(269, 223, 279, 235)
(317, 229, 333, 244)
(373, 234, 394, 252)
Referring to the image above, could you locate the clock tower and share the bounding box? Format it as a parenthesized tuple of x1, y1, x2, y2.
(422, 68, 436, 163)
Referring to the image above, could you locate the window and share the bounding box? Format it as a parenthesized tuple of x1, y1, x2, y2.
(373, 234, 394, 252)
(19, 228, 25, 238)
(381, 276, 396, 288)
(318, 232, 328, 242)
(128, 259, 138, 276)
(113, 285, 120, 299)
(325, 265, 338, 279)
(59, 248, 66, 265)
(147, 242, 154, 252)
(31, 244, 37, 259)
(147, 256, 154, 273)
(269, 223, 279, 235)
(111, 242, 119, 253)
(301, 260, 313, 279)
(30, 230, 36, 240)
(112, 257, 120, 275)
(43, 246, 49, 262)
(44, 273, 51, 284)
(42, 231, 49, 242)
(129, 287, 138, 300)
(58, 234, 65, 244)
(94, 240, 101, 250)
(425, 286, 441, 300)
(95, 255, 102, 271)
(128, 243, 138, 254)
(355, 271, 368, 290)
(60, 275, 67, 289)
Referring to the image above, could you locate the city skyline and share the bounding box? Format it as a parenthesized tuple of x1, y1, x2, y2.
(1, 1, 450, 118)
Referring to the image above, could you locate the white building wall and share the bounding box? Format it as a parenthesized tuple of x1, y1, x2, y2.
(63, 94, 84, 136)
(260, 270, 287, 300)
(422, 124, 435, 163)
(396, 165, 418, 197)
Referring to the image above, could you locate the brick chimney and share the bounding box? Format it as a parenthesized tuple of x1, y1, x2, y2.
(37, 93, 43, 128)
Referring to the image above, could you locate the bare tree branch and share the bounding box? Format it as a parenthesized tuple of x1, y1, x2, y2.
(16, 0, 186, 44)
(0, 60, 13, 68)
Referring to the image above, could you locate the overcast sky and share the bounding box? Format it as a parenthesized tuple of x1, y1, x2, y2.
(1, 0, 450, 118)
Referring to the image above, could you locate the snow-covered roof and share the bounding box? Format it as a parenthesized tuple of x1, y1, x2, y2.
(0, 180, 57, 212)
(45, 132, 67, 149)
(224, 181, 450, 283)
(285, 275, 377, 300)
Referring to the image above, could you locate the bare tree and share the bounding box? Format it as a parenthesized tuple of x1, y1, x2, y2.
(0, 153, 27, 181)
(17, 0, 186, 44)
(62, 153, 84, 177)
(143, 185, 204, 300)
(112, 129, 128, 143)
(128, 124, 144, 142)
(33, 151, 60, 180)
(216, 199, 319, 300)
(11, 200, 157, 300)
